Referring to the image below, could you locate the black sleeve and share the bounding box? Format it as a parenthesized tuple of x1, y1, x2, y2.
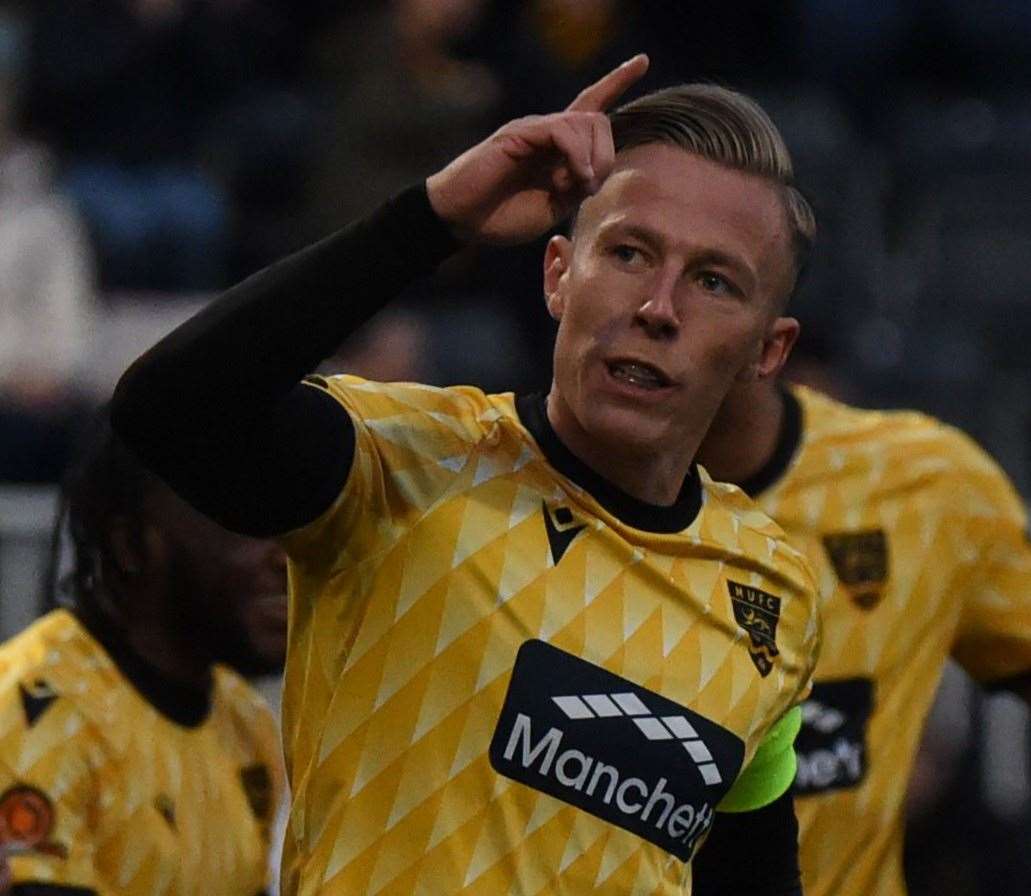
(692, 790, 803, 896)
(110, 184, 460, 536)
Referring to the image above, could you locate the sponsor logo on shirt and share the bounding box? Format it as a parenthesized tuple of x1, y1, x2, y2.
(489, 640, 744, 861)
(726, 580, 782, 676)
(822, 530, 889, 610)
(793, 678, 874, 795)
(18, 679, 58, 728)
(542, 503, 587, 566)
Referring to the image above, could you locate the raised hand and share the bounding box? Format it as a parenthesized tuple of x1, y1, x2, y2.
(426, 54, 649, 245)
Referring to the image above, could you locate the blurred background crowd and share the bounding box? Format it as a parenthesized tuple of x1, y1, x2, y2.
(0, 1, 1028, 892)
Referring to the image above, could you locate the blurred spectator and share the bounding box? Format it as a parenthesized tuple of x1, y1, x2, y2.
(0, 5, 96, 483)
(798, 0, 1031, 135)
(23, 0, 338, 290)
(304, 0, 499, 232)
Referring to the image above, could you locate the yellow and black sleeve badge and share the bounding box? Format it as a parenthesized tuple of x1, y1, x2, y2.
(727, 580, 782, 677)
(822, 529, 889, 610)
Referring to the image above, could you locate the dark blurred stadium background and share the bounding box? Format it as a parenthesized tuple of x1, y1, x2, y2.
(0, 2, 1028, 892)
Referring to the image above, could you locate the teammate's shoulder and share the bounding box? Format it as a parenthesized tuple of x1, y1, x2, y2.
(794, 384, 1009, 480)
(0, 610, 106, 736)
(212, 666, 276, 731)
(792, 383, 928, 441)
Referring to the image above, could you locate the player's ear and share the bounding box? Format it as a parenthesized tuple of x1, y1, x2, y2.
(106, 514, 167, 581)
(740, 317, 800, 382)
(543, 235, 572, 321)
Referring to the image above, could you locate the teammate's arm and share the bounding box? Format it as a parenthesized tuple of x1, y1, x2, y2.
(693, 707, 804, 895)
(950, 456, 1031, 697)
(111, 56, 648, 537)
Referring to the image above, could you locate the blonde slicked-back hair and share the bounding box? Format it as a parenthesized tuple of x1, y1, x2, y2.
(609, 84, 816, 292)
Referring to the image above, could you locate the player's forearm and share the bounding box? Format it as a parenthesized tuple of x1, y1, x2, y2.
(692, 791, 804, 896)
(111, 183, 459, 534)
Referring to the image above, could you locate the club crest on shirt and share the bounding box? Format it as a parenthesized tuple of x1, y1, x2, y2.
(822, 529, 889, 610)
(0, 785, 67, 858)
(726, 580, 781, 677)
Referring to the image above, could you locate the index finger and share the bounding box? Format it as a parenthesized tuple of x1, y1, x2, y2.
(566, 54, 650, 113)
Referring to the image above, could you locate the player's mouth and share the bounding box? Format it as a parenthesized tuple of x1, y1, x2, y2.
(604, 358, 674, 392)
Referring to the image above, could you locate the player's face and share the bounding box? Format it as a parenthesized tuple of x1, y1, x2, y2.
(544, 144, 797, 466)
(149, 492, 288, 675)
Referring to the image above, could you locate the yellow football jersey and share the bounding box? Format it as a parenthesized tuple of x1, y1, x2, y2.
(751, 385, 1031, 896)
(278, 378, 820, 896)
(0, 609, 283, 895)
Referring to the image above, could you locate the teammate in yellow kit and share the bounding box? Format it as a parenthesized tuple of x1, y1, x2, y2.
(112, 59, 822, 894)
(0, 418, 287, 895)
(697, 367, 1031, 896)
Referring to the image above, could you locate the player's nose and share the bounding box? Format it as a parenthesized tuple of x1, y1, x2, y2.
(634, 273, 681, 339)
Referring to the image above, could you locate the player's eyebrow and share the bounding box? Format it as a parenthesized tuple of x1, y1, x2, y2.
(599, 221, 758, 294)
(599, 221, 667, 255)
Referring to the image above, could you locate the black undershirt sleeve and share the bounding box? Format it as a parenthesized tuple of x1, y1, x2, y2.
(692, 790, 803, 896)
(110, 184, 460, 536)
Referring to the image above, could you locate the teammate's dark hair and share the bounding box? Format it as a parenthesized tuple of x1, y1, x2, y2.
(47, 409, 159, 613)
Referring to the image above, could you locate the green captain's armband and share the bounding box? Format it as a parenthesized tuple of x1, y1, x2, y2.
(717, 705, 802, 813)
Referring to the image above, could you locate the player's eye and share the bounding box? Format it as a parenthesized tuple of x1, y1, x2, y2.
(698, 271, 737, 297)
(611, 244, 646, 266)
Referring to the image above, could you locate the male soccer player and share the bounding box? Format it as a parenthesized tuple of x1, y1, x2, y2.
(696, 366, 1031, 896)
(112, 59, 821, 894)
(0, 417, 286, 894)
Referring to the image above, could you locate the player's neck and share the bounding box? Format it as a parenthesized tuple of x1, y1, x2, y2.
(125, 623, 214, 689)
(545, 392, 697, 506)
(697, 381, 785, 487)
(79, 591, 214, 689)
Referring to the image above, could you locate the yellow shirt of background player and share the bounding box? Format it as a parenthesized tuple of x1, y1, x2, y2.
(0, 610, 283, 895)
(755, 385, 1031, 896)
(278, 378, 821, 896)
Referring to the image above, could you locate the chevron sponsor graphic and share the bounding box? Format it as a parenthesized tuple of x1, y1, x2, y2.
(551, 691, 726, 786)
(489, 640, 744, 861)
(793, 678, 874, 795)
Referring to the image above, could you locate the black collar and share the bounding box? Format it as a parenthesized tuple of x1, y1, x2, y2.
(74, 608, 213, 728)
(515, 393, 702, 533)
(738, 386, 803, 499)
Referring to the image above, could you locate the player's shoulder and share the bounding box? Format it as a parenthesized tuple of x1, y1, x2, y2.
(696, 468, 817, 600)
(794, 384, 1017, 496)
(0, 610, 108, 741)
(309, 375, 498, 430)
